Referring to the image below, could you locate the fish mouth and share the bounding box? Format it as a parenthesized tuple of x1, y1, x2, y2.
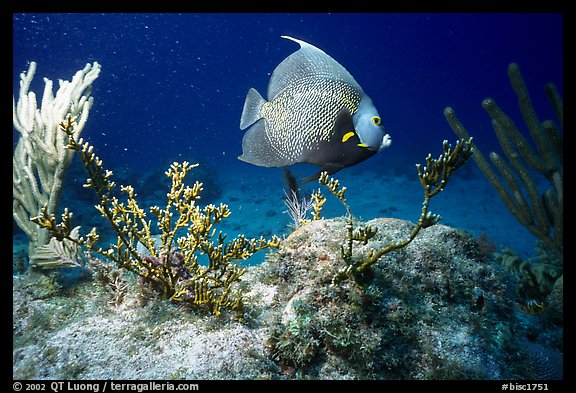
(379, 134, 392, 151)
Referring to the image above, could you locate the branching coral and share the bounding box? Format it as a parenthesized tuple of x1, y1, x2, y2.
(310, 189, 326, 221)
(316, 171, 378, 262)
(33, 116, 281, 318)
(313, 138, 473, 285)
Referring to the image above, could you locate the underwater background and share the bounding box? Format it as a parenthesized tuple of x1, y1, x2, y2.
(12, 12, 565, 381)
(13, 12, 563, 266)
(13, 13, 563, 264)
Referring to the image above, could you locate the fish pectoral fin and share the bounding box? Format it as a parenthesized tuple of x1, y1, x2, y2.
(332, 107, 358, 143)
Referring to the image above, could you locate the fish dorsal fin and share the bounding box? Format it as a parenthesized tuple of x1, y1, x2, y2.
(267, 36, 363, 100)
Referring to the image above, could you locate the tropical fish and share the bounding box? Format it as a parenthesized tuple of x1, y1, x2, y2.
(239, 35, 392, 181)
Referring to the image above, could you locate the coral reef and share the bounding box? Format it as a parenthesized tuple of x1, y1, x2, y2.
(445, 63, 563, 299)
(14, 217, 561, 379)
(33, 116, 280, 318)
(524, 342, 563, 380)
(13, 61, 101, 260)
(13, 273, 276, 379)
(262, 218, 522, 379)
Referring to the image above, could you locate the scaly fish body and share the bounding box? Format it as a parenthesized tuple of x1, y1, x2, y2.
(239, 36, 391, 180)
(261, 78, 361, 164)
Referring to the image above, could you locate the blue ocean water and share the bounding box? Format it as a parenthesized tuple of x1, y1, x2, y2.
(13, 13, 563, 262)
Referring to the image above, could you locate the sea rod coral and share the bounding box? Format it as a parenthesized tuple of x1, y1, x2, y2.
(445, 63, 563, 299)
(33, 115, 280, 318)
(13, 61, 101, 262)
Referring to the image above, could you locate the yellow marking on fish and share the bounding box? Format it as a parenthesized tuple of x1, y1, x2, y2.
(342, 132, 355, 143)
(357, 143, 369, 148)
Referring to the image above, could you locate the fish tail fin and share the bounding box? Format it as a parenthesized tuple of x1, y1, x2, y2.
(238, 119, 275, 166)
(238, 120, 294, 167)
(240, 88, 266, 129)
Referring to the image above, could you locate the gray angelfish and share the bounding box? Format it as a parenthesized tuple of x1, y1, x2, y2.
(239, 35, 392, 182)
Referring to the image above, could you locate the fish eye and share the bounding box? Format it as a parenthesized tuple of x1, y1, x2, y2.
(371, 116, 382, 126)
